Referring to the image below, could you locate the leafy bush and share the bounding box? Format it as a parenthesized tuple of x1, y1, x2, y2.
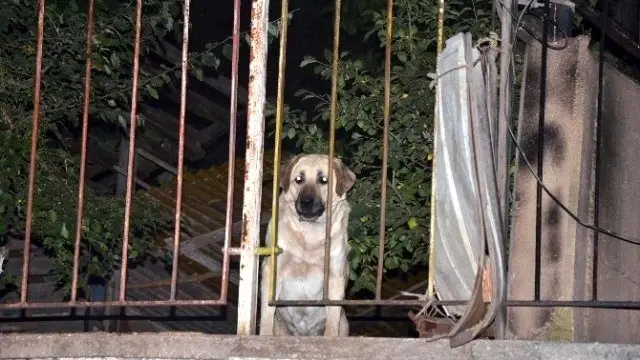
(1, 0, 285, 295)
(271, 0, 494, 294)
(0, 0, 196, 294)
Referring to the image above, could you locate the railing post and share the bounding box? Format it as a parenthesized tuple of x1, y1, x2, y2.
(236, 0, 270, 336)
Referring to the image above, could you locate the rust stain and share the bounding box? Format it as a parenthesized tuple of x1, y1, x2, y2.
(241, 217, 250, 245)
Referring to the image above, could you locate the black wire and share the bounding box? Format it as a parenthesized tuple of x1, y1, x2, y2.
(500, 0, 569, 52)
(593, 0, 609, 302)
(506, 123, 640, 246)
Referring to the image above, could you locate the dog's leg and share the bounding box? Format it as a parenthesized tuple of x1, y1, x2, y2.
(259, 259, 277, 335)
(273, 312, 291, 336)
(338, 308, 349, 336)
(324, 273, 347, 337)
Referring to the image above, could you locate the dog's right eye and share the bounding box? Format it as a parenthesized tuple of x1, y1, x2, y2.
(294, 175, 304, 184)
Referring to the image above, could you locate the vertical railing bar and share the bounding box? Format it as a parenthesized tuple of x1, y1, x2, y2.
(221, 0, 242, 304)
(593, 0, 608, 302)
(119, 0, 144, 302)
(493, 0, 515, 340)
(534, 0, 551, 301)
(21, 0, 47, 305)
(324, 0, 342, 301)
(70, 0, 96, 303)
(269, 0, 290, 302)
(170, 0, 193, 301)
(236, 0, 269, 336)
(427, 0, 446, 298)
(376, 0, 394, 301)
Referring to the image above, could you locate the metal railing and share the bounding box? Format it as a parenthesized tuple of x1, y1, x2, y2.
(258, 0, 448, 309)
(3, 0, 640, 345)
(1, 0, 245, 310)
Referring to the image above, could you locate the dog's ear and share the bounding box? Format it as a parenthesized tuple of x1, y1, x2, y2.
(279, 154, 304, 191)
(333, 158, 356, 196)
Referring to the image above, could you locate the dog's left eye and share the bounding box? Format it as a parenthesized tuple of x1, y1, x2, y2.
(295, 176, 304, 184)
(319, 176, 328, 185)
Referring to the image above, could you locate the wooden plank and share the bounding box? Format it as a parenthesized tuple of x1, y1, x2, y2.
(156, 42, 249, 106)
(138, 103, 206, 160)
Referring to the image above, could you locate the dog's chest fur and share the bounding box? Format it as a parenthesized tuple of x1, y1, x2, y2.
(272, 215, 348, 335)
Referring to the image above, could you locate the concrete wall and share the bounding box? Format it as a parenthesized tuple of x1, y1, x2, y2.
(573, 53, 640, 344)
(508, 36, 597, 341)
(507, 35, 640, 342)
(1, 333, 640, 359)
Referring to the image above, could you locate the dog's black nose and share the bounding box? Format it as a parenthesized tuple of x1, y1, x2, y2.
(298, 196, 314, 210)
(295, 193, 324, 220)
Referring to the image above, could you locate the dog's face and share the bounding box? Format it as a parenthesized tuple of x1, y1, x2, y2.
(279, 154, 356, 222)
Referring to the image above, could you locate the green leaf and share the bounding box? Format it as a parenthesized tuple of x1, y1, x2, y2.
(48, 210, 57, 223)
(201, 53, 219, 69)
(193, 67, 204, 81)
(222, 44, 234, 61)
(294, 89, 308, 97)
(384, 256, 399, 270)
(117, 114, 127, 129)
(267, 22, 279, 38)
(146, 85, 159, 100)
(61, 223, 69, 239)
(287, 127, 296, 139)
(110, 52, 120, 68)
(407, 217, 418, 230)
(300, 56, 318, 68)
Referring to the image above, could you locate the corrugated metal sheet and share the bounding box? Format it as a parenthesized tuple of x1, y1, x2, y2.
(148, 150, 276, 241)
(433, 33, 484, 316)
(432, 33, 506, 328)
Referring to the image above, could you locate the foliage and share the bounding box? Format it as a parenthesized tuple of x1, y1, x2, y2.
(0, 0, 212, 295)
(270, 0, 494, 294)
(0, 123, 166, 292)
(0, 0, 286, 295)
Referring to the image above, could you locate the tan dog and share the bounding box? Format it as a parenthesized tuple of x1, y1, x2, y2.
(259, 154, 356, 336)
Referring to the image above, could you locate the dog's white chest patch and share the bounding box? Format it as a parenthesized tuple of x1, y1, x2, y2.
(278, 277, 326, 336)
(280, 273, 324, 300)
(276, 269, 326, 335)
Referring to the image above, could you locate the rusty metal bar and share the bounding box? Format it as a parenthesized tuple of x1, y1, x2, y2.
(170, 0, 193, 302)
(236, 0, 269, 336)
(2, 297, 640, 311)
(21, 0, 47, 305)
(119, 0, 144, 302)
(268, 0, 290, 302)
(126, 272, 222, 291)
(427, 0, 446, 299)
(227, 247, 242, 256)
(0, 299, 228, 310)
(375, 0, 393, 301)
(220, 0, 242, 305)
(268, 299, 640, 309)
(324, 0, 342, 302)
(70, 0, 96, 303)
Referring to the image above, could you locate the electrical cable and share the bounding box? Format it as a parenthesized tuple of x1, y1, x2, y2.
(506, 122, 640, 246)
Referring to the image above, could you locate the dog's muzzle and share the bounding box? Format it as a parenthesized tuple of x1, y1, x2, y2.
(295, 193, 325, 221)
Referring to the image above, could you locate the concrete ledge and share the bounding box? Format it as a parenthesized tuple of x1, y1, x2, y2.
(1, 333, 640, 359)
